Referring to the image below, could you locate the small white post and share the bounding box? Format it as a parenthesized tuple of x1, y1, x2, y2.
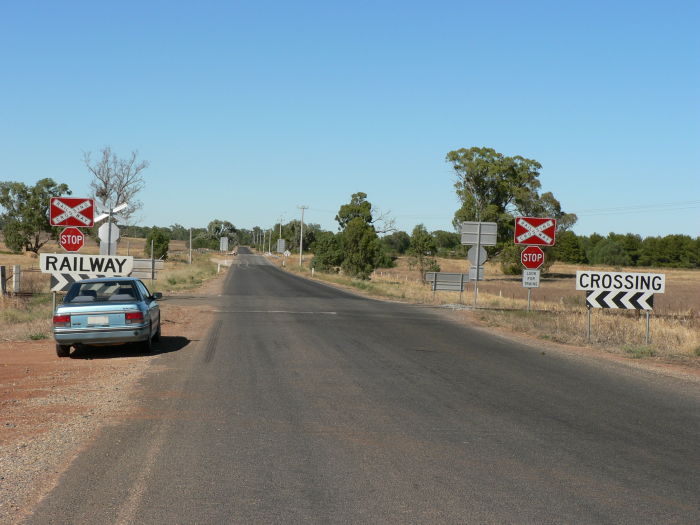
(12, 265, 20, 294)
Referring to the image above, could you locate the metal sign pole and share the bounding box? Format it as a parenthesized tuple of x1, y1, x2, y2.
(527, 288, 532, 311)
(107, 207, 113, 256)
(473, 222, 481, 309)
(587, 307, 592, 343)
(646, 311, 650, 345)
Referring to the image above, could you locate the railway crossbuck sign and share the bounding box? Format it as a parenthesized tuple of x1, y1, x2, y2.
(50, 197, 95, 227)
(514, 217, 556, 246)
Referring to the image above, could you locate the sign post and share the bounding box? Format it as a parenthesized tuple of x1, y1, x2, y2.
(576, 270, 665, 344)
(460, 221, 497, 309)
(522, 269, 540, 311)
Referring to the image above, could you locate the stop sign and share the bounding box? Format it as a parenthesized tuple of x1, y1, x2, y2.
(521, 245, 545, 269)
(59, 227, 85, 252)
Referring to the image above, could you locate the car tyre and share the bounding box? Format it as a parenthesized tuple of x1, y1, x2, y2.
(153, 318, 161, 343)
(56, 344, 71, 358)
(139, 323, 153, 353)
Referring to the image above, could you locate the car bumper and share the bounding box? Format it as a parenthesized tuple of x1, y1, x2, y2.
(54, 325, 150, 346)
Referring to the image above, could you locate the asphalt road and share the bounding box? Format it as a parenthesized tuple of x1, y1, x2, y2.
(27, 250, 700, 524)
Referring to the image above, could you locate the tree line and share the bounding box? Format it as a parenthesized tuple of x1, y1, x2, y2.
(553, 231, 699, 268)
(1, 145, 697, 272)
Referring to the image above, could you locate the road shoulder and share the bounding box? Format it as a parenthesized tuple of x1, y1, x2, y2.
(0, 272, 226, 525)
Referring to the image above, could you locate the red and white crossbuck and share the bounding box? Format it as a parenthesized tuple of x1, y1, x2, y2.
(50, 197, 95, 227)
(514, 217, 557, 246)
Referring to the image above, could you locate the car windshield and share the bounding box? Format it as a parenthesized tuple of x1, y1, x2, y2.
(64, 281, 139, 303)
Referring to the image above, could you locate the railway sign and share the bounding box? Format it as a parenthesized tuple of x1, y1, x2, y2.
(514, 217, 556, 246)
(40, 253, 133, 276)
(59, 227, 85, 252)
(50, 197, 95, 227)
(521, 246, 545, 269)
(586, 290, 654, 310)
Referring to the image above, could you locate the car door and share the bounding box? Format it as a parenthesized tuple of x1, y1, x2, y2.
(136, 280, 159, 334)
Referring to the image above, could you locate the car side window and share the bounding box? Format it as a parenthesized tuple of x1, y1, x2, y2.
(136, 280, 152, 300)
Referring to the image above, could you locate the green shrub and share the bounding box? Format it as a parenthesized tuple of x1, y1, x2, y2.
(623, 345, 656, 359)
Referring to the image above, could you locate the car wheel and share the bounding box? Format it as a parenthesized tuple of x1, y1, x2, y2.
(153, 318, 161, 342)
(140, 324, 153, 353)
(56, 344, 71, 357)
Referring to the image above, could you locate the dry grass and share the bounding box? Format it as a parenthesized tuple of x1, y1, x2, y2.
(149, 253, 218, 293)
(275, 254, 700, 361)
(0, 295, 53, 342)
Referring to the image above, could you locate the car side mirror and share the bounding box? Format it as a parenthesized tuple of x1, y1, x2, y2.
(152, 292, 163, 300)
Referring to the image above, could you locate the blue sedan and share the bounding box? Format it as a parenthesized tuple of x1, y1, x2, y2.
(53, 277, 162, 357)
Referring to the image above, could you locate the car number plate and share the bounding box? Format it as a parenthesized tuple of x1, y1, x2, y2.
(87, 316, 109, 326)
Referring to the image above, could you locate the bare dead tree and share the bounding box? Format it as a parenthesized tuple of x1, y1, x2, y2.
(371, 207, 397, 235)
(83, 146, 149, 224)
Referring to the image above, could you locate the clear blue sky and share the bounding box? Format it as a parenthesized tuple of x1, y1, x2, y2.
(2, 0, 698, 238)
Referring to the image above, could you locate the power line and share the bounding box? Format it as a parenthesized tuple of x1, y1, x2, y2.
(576, 200, 700, 217)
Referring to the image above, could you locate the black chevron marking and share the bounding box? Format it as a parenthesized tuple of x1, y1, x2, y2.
(586, 291, 595, 308)
(612, 293, 626, 308)
(629, 292, 643, 309)
(586, 290, 654, 310)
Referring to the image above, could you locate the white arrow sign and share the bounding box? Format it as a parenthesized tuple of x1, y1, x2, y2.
(586, 290, 654, 310)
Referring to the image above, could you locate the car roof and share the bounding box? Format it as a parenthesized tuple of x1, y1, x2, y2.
(73, 277, 140, 284)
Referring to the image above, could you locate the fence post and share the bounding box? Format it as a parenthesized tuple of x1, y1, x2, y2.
(12, 265, 21, 294)
(0, 266, 6, 295)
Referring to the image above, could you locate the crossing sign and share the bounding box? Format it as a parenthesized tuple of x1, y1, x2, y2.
(50, 197, 95, 227)
(514, 217, 556, 246)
